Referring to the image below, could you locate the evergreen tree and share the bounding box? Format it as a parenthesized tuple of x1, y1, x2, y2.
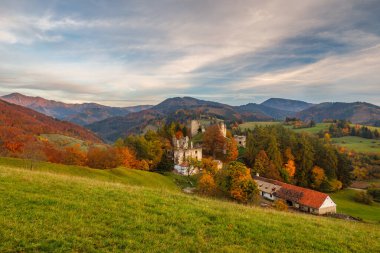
(295, 134, 315, 187)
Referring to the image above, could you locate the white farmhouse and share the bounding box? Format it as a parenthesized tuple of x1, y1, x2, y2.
(255, 176, 337, 215)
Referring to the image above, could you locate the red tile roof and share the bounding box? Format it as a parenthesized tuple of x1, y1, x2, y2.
(254, 176, 329, 209)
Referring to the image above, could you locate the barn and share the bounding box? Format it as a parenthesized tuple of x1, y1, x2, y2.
(254, 176, 337, 215)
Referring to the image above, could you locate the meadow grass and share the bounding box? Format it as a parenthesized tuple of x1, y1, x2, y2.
(330, 189, 380, 223)
(239, 121, 281, 130)
(0, 158, 380, 252)
(0, 157, 179, 191)
(291, 123, 330, 134)
(40, 134, 105, 151)
(332, 136, 380, 153)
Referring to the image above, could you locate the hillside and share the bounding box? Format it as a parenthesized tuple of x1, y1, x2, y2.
(88, 97, 274, 142)
(297, 102, 380, 124)
(1, 93, 152, 125)
(261, 98, 314, 112)
(0, 157, 379, 252)
(0, 99, 102, 144)
(236, 103, 294, 120)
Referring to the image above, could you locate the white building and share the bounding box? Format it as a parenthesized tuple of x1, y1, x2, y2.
(189, 119, 226, 138)
(173, 136, 202, 175)
(234, 135, 246, 148)
(254, 176, 337, 215)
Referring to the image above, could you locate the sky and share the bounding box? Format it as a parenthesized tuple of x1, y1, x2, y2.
(0, 0, 379, 106)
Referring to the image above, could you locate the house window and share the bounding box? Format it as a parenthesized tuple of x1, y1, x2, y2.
(195, 151, 198, 154)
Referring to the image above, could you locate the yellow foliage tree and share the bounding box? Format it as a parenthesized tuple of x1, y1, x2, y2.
(198, 173, 217, 196)
(311, 166, 326, 189)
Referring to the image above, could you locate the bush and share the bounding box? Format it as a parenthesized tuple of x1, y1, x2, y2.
(354, 191, 374, 205)
(273, 199, 288, 211)
(367, 188, 380, 202)
(197, 173, 217, 196)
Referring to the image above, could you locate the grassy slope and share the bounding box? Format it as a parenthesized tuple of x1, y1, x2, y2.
(331, 189, 380, 223)
(332, 136, 380, 153)
(1, 159, 380, 252)
(239, 121, 281, 130)
(0, 157, 179, 191)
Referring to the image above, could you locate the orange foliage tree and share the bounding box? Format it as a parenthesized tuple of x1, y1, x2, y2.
(311, 166, 326, 189)
(197, 173, 217, 196)
(203, 125, 226, 159)
(225, 137, 238, 162)
(218, 162, 258, 203)
(63, 144, 87, 166)
(284, 148, 296, 178)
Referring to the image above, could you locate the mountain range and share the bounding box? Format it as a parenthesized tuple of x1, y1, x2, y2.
(2, 92, 380, 142)
(1, 93, 152, 125)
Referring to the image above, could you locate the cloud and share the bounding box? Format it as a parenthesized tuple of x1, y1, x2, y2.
(0, 0, 379, 106)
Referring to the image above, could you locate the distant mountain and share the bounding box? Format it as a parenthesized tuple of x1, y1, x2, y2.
(296, 102, 380, 124)
(1, 93, 152, 125)
(87, 97, 275, 142)
(236, 103, 294, 120)
(0, 99, 102, 144)
(261, 98, 314, 112)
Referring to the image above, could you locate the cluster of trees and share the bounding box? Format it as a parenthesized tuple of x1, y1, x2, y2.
(241, 125, 352, 192)
(284, 118, 316, 129)
(202, 125, 238, 162)
(0, 136, 145, 170)
(197, 159, 258, 203)
(318, 120, 380, 139)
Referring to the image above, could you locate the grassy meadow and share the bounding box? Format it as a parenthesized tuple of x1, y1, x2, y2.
(1, 158, 380, 252)
(332, 136, 380, 153)
(330, 189, 380, 223)
(40, 134, 105, 151)
(239, 121, 281, 130)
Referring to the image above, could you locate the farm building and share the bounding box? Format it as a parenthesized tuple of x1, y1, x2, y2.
(254, 176, 336, 215)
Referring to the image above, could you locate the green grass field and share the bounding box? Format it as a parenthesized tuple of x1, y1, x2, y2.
(239, 121, 281, 130)
(291, 123, 330, 134)
(330, 189, 380, 223)
(1, 158, 380, 252)
(0, 157, 179, 191)
(332, 136, 380, 153)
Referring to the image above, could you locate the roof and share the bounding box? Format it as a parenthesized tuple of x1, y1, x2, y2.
(254, 176, 330, 209)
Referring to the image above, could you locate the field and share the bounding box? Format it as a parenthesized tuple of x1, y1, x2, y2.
(40, 134, 105, 151)
(1, 158, 380, 252)
(291, 123, 330, 134)
(332, 136, 380, 153)
(239, 121, 281, 130)
(330, 189, 380, 224)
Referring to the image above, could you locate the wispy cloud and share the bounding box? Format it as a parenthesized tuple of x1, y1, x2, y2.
(0, 0, 379, 106)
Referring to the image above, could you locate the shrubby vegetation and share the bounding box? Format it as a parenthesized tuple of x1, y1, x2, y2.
(197, 160, 259, 204)
(354, 191, 374, 205)
(317, 120, 380, 140)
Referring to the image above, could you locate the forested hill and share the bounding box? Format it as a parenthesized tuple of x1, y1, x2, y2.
(0, 99, 102, 143)
(261, 98, 314, 112)
(297, 102, 380, 124)
(87, 97, 279, 142)
(1, 92, 152, 125)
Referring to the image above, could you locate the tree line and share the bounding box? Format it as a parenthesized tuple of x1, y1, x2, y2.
(239, 125, 353, 192)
